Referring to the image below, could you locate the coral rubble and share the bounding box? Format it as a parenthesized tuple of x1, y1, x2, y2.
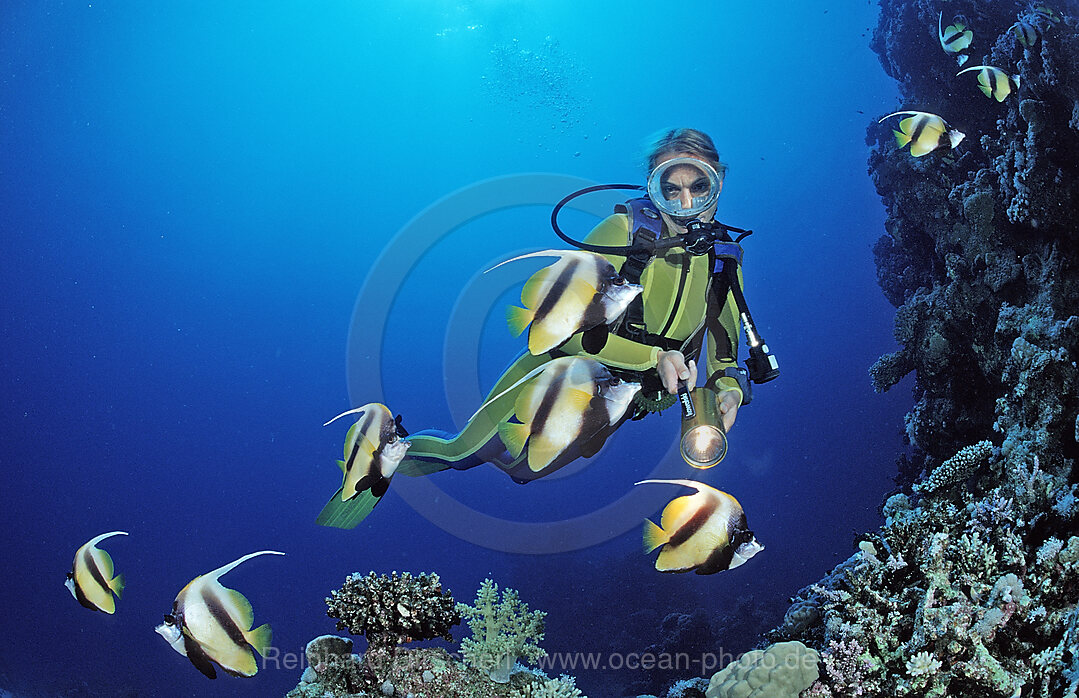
(770, 1, 1079, 696)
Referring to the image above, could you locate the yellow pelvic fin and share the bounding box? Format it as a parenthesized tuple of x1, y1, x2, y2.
(336, 459, 347, 474)
(506, 305, 534, 338)
(893, 129, 911, 148)
(643, 519, 669, 553)
(246, 623, 273, 657)
(498, 420, 531, 459)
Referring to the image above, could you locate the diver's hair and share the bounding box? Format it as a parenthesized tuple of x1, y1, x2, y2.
(643, 128, 728, 177)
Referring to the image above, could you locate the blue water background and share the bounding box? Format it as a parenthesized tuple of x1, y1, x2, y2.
(0, 1, 906, 696)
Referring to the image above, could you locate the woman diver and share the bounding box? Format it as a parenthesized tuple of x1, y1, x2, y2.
(317, 128, 768, 528)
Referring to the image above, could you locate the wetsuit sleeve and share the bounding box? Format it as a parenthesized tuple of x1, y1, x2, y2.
(559, 214, 662, 371)
(703, 265, 745, 404)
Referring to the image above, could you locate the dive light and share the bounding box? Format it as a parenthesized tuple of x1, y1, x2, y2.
(679, 386, 728, 469)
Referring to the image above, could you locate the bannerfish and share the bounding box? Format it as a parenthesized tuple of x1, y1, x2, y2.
(324, 402, 410, 502)
(66, 531, 128, 614)
(315, 403, 410, 528)
(156, 550, 284, 679)
(878, 111, 966, 157)
(957, 65, 1021, 102)
(1033, 4, 1063, 24)
(477, 356, 640, 475)
(1011, 20, 1040, 47)
(636, 479, 764, 575)
(938, 12, 973, 65)
(489, 250, 642, 355)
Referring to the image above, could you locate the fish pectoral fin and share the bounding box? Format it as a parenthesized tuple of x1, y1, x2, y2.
(316, 489, 380, 529)
(506, 305, 534, 338)
(245, 623, 273, 658)
(565, 387, 594, 412)
(643, 519, 669, 554)
(183, 633, 219, 680)
(565, 276, 600, 304)
(109, 573, 126, 600)
(498, 420, 530, 459)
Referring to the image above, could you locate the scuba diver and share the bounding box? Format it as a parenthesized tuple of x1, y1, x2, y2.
(317, 128, 778, 528)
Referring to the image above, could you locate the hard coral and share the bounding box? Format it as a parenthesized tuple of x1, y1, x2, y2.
(775, 5, 1079, 695)
(705, 641, 819, 698)
(325, 571, 460, 651)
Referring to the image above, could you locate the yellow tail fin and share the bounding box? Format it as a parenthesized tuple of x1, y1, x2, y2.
(498, 420, 531, 459)
(110, 573, 126, 600)
(643, 519, 669, 554)
(247, 623, 273, 657)
(506, 305, 534, 337)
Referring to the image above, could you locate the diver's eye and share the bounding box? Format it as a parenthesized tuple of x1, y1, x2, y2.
(661, 184, 680, 198)
(691, 181, 710, 195)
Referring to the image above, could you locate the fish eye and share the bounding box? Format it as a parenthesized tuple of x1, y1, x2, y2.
(163, 613, 175, 624)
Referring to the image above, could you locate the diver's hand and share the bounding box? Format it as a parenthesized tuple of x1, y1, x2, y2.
(718, 388, 740, 432)
(657, 351, 697, 394)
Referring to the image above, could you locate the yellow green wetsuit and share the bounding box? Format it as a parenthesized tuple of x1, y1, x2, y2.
(397, 212, 746, 483)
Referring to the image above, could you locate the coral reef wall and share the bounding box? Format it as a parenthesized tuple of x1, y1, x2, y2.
(772, 1, 1079, 696)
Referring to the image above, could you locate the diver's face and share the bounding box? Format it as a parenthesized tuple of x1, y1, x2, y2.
(655, 153, 721, 229)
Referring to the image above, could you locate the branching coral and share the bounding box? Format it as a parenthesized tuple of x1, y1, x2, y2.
(458, 578, 547, 683)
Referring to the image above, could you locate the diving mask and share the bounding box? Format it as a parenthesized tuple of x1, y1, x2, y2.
(646, 156, 722, 221)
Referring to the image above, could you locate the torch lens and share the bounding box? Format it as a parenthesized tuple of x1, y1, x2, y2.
(680, 424, 727, 469)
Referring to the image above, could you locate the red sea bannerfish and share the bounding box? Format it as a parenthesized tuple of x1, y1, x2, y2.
(156, 550, 284, 679)
(878, 111, 965, 157)
(637, 479, 764, 575)
(66, 531, 128, 614)
(938, 12, 973, 66)
(474, 356, 641, 477)
(957, 65, 1021, 102)
(490, 250, 643, 355)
